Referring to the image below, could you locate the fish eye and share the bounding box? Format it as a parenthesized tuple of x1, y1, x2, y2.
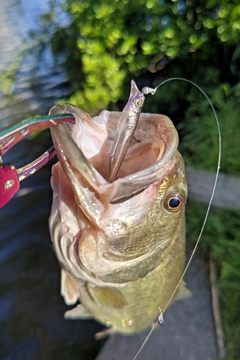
(135, 99, 143, 107)
(164, 194, 185, 213)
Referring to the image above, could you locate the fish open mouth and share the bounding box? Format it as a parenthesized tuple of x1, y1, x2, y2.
(49, 103, 179, 205)
(49, 102, 187, 284)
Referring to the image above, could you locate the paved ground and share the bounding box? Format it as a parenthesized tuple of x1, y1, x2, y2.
(96, 249, 217, 360)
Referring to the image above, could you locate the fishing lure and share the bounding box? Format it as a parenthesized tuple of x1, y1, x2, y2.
(109, 80, 155, 182)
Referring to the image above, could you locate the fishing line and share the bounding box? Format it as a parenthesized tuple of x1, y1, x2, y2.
(132, 78, 222, 360)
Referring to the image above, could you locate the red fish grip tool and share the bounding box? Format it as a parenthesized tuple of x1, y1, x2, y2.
(0, 114, 75, 208)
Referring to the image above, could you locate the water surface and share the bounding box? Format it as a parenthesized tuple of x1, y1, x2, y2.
(0, 1, 105, 359)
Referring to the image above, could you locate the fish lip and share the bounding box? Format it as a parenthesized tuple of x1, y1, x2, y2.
(50, 124, 100, 193)
(49, 103, 103, 194)
(49, 105, 179, 204)
(106, 157, 177, 203)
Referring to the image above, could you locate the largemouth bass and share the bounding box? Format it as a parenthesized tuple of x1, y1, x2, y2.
(49, 81, 188, 336)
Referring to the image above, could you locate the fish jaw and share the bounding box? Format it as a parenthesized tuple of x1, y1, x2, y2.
(49, 104, 180, 206)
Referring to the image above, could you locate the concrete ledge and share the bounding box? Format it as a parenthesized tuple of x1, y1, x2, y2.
(186, 167, 240, 209)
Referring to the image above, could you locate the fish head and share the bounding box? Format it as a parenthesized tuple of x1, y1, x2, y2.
(49, 104, 187, 285)
(127, 80, 146, 114)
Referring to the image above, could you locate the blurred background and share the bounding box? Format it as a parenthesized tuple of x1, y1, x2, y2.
(0, 0, 239, 359)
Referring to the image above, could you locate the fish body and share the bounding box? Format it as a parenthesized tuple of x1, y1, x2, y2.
(49, 94, 187, 335)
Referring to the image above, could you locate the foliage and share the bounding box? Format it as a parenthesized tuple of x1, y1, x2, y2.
(29, 0, 240, 115)
(178, 82, 240, 175)
(186, 201, 240, 359)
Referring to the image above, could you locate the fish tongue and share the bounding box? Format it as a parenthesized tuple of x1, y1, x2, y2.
(50, 124, 103, 227)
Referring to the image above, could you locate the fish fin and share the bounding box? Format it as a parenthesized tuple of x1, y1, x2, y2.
(175, 280, 192, 301)
(64, 304, 93, 319)
(95, 327, 115, 339)
(87, 284, 128, 309)
(61, 269, 79, 305)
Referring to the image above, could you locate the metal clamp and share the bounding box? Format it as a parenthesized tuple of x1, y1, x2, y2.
(0, 113, 75, 208)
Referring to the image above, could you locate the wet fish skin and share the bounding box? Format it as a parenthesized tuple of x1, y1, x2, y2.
(49, 105, 187, 335)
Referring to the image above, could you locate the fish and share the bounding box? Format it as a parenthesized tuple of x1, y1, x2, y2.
(48, 81, 188, 336)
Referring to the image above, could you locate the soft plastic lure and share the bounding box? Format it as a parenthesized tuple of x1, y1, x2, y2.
(109, 80, 155, 182)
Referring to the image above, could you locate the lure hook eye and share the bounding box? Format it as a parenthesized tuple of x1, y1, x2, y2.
(164, 194, 185, 213)
(135, 99, 143, 107)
